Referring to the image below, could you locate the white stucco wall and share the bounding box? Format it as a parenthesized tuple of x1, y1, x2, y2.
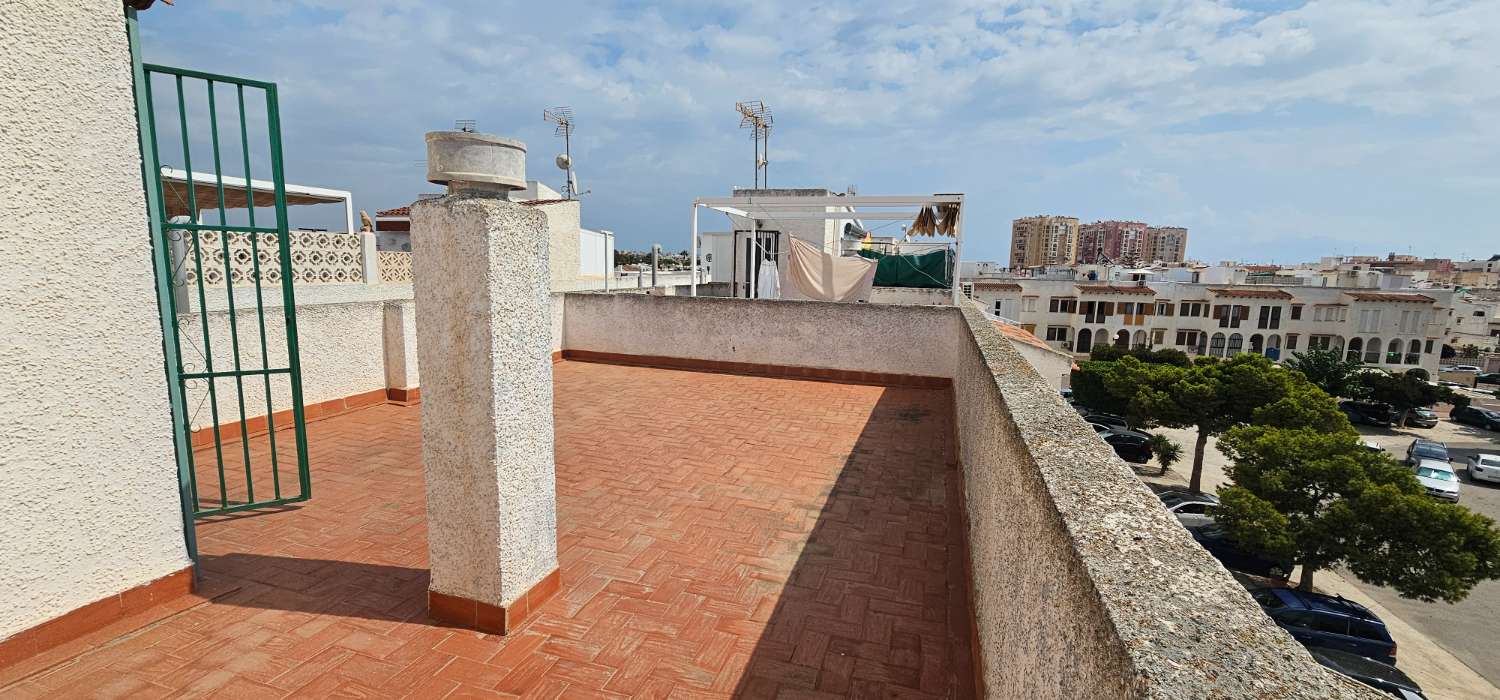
(561, 293, 964, 379)
(383, 300, 420, 390)
(177, 300, 391, 429)
(0, 1, 192, 639)
(869, 286, 954, 306)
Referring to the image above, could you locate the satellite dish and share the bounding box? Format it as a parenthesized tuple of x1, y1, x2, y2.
(555, 153, 572, 170)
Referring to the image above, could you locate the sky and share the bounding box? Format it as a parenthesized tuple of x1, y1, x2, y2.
(138, 0, 1500, 266)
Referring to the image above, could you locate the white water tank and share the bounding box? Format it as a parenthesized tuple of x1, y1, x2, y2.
(425, 131, 527, 193)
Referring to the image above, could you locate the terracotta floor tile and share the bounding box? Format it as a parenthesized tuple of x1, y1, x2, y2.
(0, 362, 972, 699)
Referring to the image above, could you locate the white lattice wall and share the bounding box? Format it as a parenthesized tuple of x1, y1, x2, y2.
(378, 251, 413, 283)
(176, 230, 364, 287)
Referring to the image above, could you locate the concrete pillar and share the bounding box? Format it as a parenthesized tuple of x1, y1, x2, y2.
(381, 300, 420, 402)
(409, 135, 559, 634)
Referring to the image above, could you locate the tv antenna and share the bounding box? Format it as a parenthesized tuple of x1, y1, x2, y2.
(455, 119, 476, 133)
(543, 107, 577, 199)
(735, 100, 773, 188)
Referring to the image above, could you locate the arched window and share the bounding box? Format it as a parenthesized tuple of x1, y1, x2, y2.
(1332, 336, 1345, 354)
(1132, 330, 1147, 349)
(1406, 339, 1421, 365)
(1266, 334, 1282, 361)
(1228, 333, 1244, 355)
(1077, 328, 1092, 353)
(1249, 334, 1264, 354)
(1387, 339, 1402, 364)
(1114, 329, 1130, 349)
(1346, 337, 1363, 363)
(1364, 337, 1381, 364)
(1210, 333, 1227, 357)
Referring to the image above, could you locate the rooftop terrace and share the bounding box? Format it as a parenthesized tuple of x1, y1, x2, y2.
(0, 360, 974, 697)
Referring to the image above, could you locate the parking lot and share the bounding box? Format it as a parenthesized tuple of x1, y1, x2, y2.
(1348, 390, 1500, 688)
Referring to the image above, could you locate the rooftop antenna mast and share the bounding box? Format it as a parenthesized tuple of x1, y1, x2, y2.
(735, 100, 773, 188)
(455, 119, 477, 133)
(543, 107, 576, 199)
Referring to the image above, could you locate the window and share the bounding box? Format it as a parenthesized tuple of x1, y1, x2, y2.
(993, 300, 1004, 315)
(1290, 305, 1303, 320)
(1399, 309, 1421, 334)
(1077, 328, 1093, 352)
(1045, 326, 1070, 342)
(1258, 306, 1282, 330)
(1307, 614, 1352, 636)
(1364, 337, 1381, 364)
(1359, 308, 1381, 333)
(961, 283, 974, 299)
(1386, 339, 1401, 364)
(1151, 329, 1165, 346)
(1406, 339, 1421, 364)
(1249, 334, 1264, 354)
(1155, 301, 1173, 316)
(1425, 339, 1434, 354)
(1210, 333, 1227, 357)
(1179, 301, 1205, 317)
(1286, 334, 1299, 350)
(1022, 296, 1038, 313)
(1048, 297, 1077, 314)
(1227, 334, 1244, 354)
(1346, 338, 1363, 363)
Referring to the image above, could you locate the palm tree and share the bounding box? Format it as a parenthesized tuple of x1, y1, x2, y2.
(1149, 433, 1181, 477)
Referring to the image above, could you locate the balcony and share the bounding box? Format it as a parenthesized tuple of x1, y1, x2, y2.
(0, 295, 1373, 698)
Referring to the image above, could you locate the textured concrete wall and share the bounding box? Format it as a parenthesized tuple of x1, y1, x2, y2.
(868, 286, 953, 306)
(177, 300, 389, 429)
(0, 1, 192, 639)
(532, 200, 583, 292)
(951, 306, 1377, 698)
(561, 294, 964, 378)
(412, 194, 557, 607)
(383, 300, 420, 390)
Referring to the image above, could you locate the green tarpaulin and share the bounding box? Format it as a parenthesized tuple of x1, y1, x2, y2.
(856, 248, 952, 288)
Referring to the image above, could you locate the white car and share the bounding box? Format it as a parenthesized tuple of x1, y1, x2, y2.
(1468, 454, 1500, 485)
(1446, 365, 1482, 373)
(1414, 458, 1461, 502)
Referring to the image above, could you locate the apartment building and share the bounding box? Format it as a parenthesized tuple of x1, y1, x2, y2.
(1009, 215, 1079, 267)
(1077, 220, 1147, 264)
(969, 279, 1454, 375)
(1146, 226, 1188, 263)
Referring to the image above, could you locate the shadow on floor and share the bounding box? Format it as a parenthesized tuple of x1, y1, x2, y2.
(197, 553, 433, 625)
(730, 387, 976, 698)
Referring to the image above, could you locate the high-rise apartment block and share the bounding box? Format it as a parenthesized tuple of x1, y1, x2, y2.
(1077, 221, 1148, 264)
(1146, 226, 1188, 263)
(1009, 215, 1080, 268)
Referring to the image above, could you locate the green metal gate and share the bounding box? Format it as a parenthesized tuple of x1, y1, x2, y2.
(131, 26, 312, 520)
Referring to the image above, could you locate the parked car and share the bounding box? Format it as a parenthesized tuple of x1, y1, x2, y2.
(1405, 407, 1438, 428)
(1404, 438, 1449, 465)
(1437, 380, 1466, 389)
(1306, 647, 1427, 699)
(1340, 400, 1397, 427)
(1361, 439, 1384, 453)
(1099, 429, 1152, 463)
(1476, 372, 1500, 386)
(1248, 587, 1398, 664)
(1060, 388, 1074, 402)
(1466, 454, 1500, 485)
(1413, 459, 1461, 502)
(1079, 409, 1130, 431)
(1446, 365, 1483, 373)
(1186, 524, 1292, 580)
(1160, 491, 1220, 528)
(1451, 405, 1500, 431)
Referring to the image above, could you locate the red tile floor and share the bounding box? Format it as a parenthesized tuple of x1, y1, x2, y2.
(1, 361, 974, 698)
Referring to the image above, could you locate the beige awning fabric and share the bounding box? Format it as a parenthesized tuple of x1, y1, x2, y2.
(785, 238, 877, 302)
(159, 170, 347, 219)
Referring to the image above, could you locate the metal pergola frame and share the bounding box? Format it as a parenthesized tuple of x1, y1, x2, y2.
(690, 194, 965, 303)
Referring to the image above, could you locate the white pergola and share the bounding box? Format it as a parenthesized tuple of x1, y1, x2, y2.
(689, 193, 965, 304)
(159, 167, 356, 234)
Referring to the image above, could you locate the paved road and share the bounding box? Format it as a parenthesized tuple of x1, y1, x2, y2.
(1349, 395, 1500, 688)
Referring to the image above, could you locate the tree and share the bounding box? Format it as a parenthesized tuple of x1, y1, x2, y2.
(1148, 433, 1181, 476)
(1070, 356, 1184, 428)
(1460, 344, 1483, 359)
(1355, 371, 1469, 425)
(1217, 424, 1500, 600)
(1283, 348, 1364, 398)
(1088, 344, 1192, 367)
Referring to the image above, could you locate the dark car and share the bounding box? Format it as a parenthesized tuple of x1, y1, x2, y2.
(1249, 587, 1397, 664)
(1307, 647, 1426, 699)
(1079, 409, 1130, 431)
(1405, 407, 1438, 429)
(1340, 400, 1398, 427)
(1451, 405, 1500, 431)
(1099, 429, 1152, 463)
(1404, 438, 1449, 465)
(1186, 524, 1292, 580)
(1477, 372, 1500, 386)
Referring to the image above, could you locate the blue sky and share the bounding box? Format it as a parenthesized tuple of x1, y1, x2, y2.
(139, 1, 1500, 265)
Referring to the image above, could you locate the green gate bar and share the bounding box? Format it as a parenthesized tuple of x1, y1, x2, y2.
(137, 61, 312, 518)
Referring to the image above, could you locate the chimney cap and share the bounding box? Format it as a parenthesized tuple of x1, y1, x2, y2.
(425, 130, 527, 193)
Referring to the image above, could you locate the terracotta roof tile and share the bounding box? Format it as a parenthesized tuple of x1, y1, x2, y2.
(973, 282, 1022, 291)
(375, 206, 409, 217)
(519, 198, 572, 206)
(1346, 292, 1435, 303)
(1208, 287, 1294, 299)
(1076, 284, 1155, 295)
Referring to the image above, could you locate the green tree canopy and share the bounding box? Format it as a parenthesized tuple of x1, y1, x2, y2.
(1282, 348, 1364, 399)
(1217, 424, 1500, 600)
(1356, 371, 1470, 425)
(1087, 344, 1192, 367)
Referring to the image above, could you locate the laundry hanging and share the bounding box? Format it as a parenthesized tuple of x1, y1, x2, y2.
(785, 238, 877, 302)
(755, 257, 781, 299)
